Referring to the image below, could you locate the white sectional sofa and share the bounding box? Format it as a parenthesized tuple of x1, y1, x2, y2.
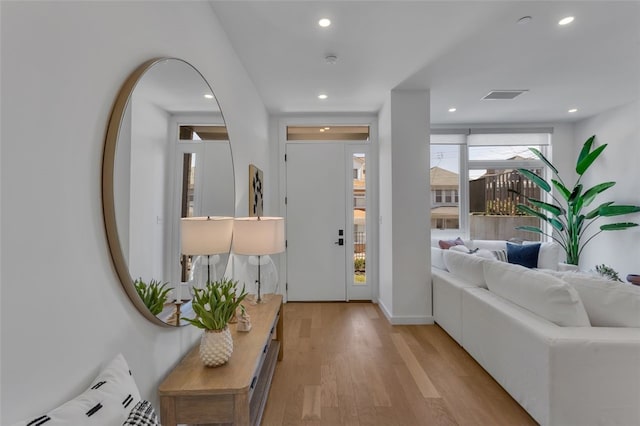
(431, 239, 640, 426)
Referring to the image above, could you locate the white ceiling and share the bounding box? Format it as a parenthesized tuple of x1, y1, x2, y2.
(210, 1, 640, 124)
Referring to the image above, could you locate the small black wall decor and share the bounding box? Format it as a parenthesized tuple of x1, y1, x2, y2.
(249, 164, 264, 217)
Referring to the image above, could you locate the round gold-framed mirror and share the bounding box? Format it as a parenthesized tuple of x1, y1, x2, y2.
(103, 58, 235, 326)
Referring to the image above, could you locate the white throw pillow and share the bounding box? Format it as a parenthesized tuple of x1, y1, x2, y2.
(524, 241, 561, 270)
(443, 249, 490, 288)
(12, 353, 141, 426)
(469, 240, 507, 252)
(483, 261, 591, 327)
(474, 249, 497, 260)
(449, 245, 471, 253)
(561, 274, 640, 327)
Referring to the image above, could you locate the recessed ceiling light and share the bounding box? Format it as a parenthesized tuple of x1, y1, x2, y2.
(559, 16, 574, 26)
(448, 107, 457, 112)
(319, 129, 325, 132)
(204, 94, 214, 99)
(318, 18, 331, 27)
(318, 94, 328, 100)
(324, 127, 330, 130)
(568, 108, 578, 113)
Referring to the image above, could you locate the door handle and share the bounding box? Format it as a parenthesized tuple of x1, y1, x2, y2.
(334, 238, 344, 246)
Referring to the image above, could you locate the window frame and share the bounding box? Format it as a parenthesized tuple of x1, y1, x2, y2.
(430, 128, 552, 239)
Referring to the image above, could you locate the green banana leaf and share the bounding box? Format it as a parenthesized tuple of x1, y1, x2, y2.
(517, 169, 550, 192)
(529, 147, 559, 175)
(527, 198, 564, 216)
(600, 222, 639, 231)
(576, 144, 607, 176)
(581, 182, 615, 207)
(551, 179, 571, 201)
(585, 201, 614, 219)
(599, 205, 640, 216)
(577, 135, 595, 166)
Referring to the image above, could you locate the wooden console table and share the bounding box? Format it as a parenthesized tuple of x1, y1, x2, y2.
(159, 294, 283, 426)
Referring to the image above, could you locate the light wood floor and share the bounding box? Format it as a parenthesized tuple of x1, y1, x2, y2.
(262, 302, 536, 426)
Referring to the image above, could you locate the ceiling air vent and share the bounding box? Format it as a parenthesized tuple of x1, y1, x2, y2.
(482, 90, 529, 100)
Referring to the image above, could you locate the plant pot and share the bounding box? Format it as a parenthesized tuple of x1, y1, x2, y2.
(558, 262, 579, 272)
(199, 326, 233, 367)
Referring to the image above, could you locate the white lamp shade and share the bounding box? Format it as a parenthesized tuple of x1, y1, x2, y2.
(181, 216, 233, 255)
(232, 217, 285, 255)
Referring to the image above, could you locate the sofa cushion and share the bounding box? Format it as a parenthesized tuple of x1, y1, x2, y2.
(443, 249, 491, 288)
(475, 249, 497, 260)
(449, 244, 472, 253)
(12, 353, 141, 426)
(469, 240, 507, 251)
(431, 246, 447, 270)
(560, 273, 640, 327)
(525, 241, 561, 270)
(506, 242, 540, 268)
(483, 261, 591, 327)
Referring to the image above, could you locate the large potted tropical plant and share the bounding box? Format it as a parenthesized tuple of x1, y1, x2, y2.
(514, 135, 640, 266)
(183, 278, 247, 367)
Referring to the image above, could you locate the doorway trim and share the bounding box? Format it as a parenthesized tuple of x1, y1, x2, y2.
(278, 115, 379, 302)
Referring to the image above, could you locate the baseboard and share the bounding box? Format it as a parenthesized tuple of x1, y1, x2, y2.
(377, 299, 435, 325)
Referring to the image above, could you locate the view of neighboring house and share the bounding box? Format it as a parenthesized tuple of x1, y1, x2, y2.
(430, 166, 460, 230)
(430, 164, 541, 240)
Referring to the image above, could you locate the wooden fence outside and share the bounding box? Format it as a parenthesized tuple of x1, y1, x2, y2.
(470, 170, 541, 215)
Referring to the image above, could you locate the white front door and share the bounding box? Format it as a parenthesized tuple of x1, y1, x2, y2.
(286, 143, 347, 301)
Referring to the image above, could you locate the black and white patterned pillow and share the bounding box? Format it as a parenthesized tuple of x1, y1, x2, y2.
(122, 400, 159, 426)
(11, 354, 141, 426)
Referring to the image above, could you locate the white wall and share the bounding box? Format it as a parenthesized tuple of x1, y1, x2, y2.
(377, 99, 394, 313)
(378, 90, 431, 324)
(0, 1, 268, 423)
(573, 101, 640, 277)
(548, 123, 576, 189)
(129, 96, 169, 282)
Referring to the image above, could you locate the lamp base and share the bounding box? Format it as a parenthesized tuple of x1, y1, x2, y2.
(247, 293, 271, 304)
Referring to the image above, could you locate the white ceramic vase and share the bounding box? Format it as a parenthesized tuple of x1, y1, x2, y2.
(199, 326, 233, 367)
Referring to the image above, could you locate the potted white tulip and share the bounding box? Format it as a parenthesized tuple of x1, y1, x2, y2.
(183, 279, 247, 367)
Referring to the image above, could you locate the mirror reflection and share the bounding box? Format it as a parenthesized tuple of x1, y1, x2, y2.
(104, 58, 235, 326)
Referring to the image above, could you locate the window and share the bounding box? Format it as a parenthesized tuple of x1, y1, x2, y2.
(287, 126, 370, 141)
(353, 153, 367, 285)
(179, 125, 228, 141)
(430, 129, 551, 241)
(444, 190, 454, 203)
(430, 144, 461, 233)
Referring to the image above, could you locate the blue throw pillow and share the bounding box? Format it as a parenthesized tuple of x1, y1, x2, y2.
(506, 242, 540, 268)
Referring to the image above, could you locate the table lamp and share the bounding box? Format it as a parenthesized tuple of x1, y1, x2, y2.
(232, 217, 285, 303)
(181, 216, 234, 285)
